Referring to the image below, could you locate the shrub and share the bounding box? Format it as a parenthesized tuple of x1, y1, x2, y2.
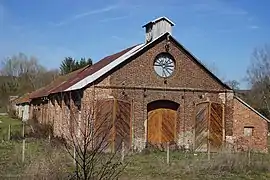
(8, 109, 18, 119)
(25, 118, 53, 139)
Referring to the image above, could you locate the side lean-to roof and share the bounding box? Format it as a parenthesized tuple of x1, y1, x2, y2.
(26, 44, 138, 101)
(50, 45, 139, 93)
(234, 96, 270, 122)
(13, 93, 31, 105)
(30, 66, 88, 99)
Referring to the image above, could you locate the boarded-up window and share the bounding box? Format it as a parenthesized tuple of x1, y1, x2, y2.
(244, 127, 254, 137)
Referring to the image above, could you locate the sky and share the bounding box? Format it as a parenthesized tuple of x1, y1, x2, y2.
(0, 0, 269, 88)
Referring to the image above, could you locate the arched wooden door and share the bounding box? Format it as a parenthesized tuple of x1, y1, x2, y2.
(147, 100, 179, 145)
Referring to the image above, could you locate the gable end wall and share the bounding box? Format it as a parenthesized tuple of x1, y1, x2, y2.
(233, 98, 268, 152)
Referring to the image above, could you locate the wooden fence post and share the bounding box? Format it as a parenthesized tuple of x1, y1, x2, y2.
(121, 141, 125, 163)
(207, 102, 211, 161)
(167, 142, 170, 165)
(112, 98, 117, 153)
(8, 124, 11, 141)
(22, 122, 25, 138)
(22, 139, 25, 163)
(73, 146, 76, 166)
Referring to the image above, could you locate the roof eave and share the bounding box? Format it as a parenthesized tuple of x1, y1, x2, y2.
(142, 16, 175, 27)
(235, 96, 270, 123)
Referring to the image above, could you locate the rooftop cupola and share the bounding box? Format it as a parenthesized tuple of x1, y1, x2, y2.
(143, 16, 175, 43)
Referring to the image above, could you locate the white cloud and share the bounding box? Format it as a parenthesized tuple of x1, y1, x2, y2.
(190, 0, 248, 17)
(111, 35, 123, 40)
(99, 15, 130, 23)
(249, 25, 260, 30)
(53, 5, 120, 27)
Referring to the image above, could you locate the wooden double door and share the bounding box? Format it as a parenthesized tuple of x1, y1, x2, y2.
(147, 100, 179, 145)
(194, 102, 224, 152)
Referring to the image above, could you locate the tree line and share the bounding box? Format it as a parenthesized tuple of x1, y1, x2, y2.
(0, 54, 92, 112)
(224, 46, 270, 119)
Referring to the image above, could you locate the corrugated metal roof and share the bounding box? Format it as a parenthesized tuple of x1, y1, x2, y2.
(30, 67, 87, 99)
(14, 93, 31, 104)
(50, 45, 138, 94)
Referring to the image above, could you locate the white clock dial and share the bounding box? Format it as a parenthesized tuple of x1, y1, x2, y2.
(154, 54, 175, 78)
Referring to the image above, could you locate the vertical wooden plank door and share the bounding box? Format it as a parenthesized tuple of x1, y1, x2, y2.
(147, 107, 177, 146)
(95, 99, 131, 152)
(209, 102, 223, 152)
(194, 102, 224, 152)
(194, 103, 209, 152)
(115, 100, 131, 150)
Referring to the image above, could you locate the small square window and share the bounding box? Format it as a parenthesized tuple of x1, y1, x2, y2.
(244, 127, 254, 137)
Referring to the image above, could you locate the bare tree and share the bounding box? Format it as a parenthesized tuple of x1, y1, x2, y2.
(58, 91, 127, 180)
(225, 80, 240, 90)
(1, 53, 59, 92)
(0, 53, 59, 93)
(0, 53, 59, 112)
(246, 45, 270, 117)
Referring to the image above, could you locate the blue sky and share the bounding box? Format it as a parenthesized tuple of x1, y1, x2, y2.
(0, 0, 269, 88)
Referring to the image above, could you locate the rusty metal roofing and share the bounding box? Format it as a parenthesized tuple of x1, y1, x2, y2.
(14, 93, 31, 104)
(29, 66, 87, 99)
(50, 45, 138, 94)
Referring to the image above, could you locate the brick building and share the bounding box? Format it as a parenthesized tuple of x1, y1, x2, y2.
(17, 17, 269, 152)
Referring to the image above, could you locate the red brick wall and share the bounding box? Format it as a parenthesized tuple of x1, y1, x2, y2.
(109, 39, 226, 90)
(28, 36, 269, 152)
(106, 38, 233, 151)
(29, 37, 239, 151)
(233, 98, 268, 152)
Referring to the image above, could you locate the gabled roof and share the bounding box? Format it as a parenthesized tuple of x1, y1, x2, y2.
(28, 32, 231, 99)
(168, 35, 232, 90)
(234, 96, 270, 122)
(62, 32, 231, 92)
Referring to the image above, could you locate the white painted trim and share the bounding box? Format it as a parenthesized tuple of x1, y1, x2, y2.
(235, 96, 270, 122)
(143, 16, 175, 27)
(65, 32, 230, 92)
(65, 32, 173, 92)
(65, 44, 144, 91)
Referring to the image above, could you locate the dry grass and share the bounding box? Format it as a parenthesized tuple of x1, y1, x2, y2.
(121, 150, 270, 180)
(0, 138, 73, 179)
(0, 115, 22, 140)
(1, 136, 270, 179)
(23, 147, 71, 180)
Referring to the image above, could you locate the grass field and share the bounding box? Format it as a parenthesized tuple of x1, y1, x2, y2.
(1, 115, 270, 179)
(0, 115, 22, 140)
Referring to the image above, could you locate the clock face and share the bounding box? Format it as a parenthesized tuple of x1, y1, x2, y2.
(153, 54, 175, 78)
